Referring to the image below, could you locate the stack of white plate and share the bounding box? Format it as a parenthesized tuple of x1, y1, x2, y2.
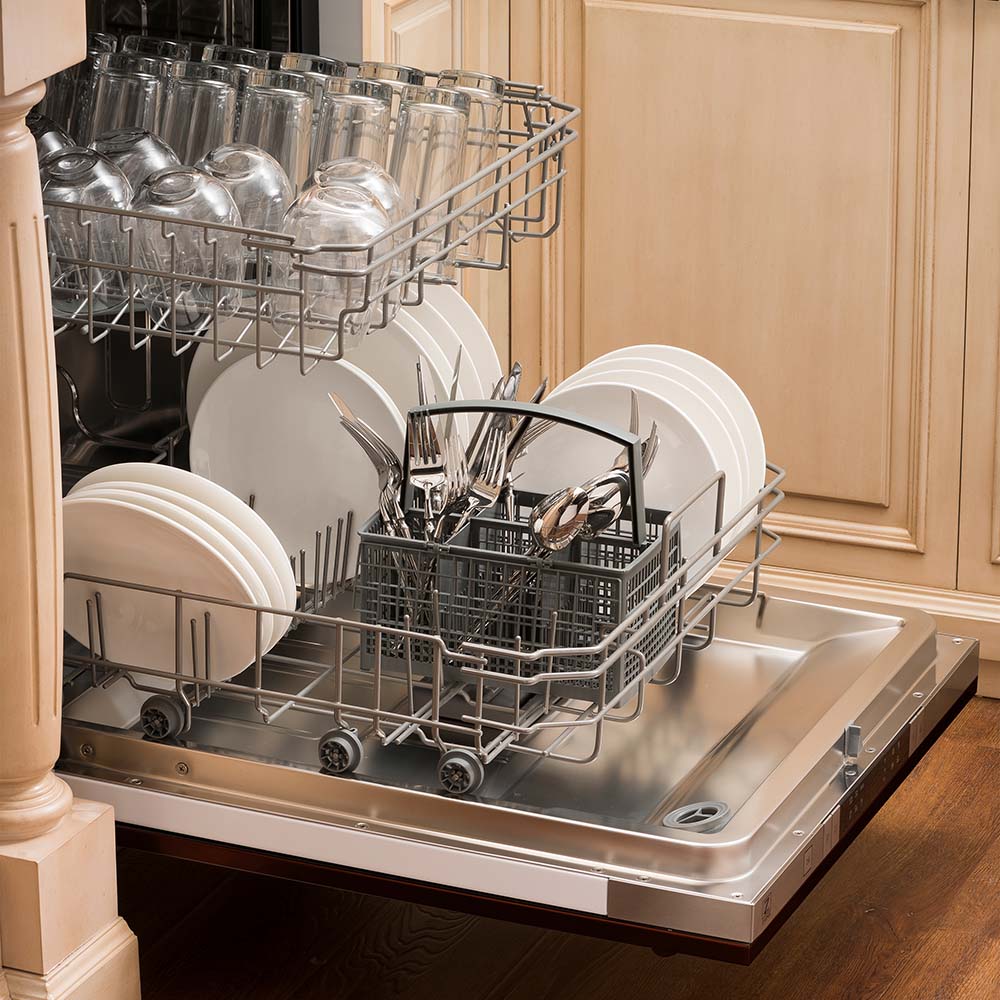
(65, 463, 297, 686)
(517, 345, 766, 581)
(187, 285, 503, 580)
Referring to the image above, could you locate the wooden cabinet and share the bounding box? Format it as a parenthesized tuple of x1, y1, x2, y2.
(511, 0, 974, 589)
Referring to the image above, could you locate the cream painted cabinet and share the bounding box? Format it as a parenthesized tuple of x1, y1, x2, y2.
(512, 0, 974, 590)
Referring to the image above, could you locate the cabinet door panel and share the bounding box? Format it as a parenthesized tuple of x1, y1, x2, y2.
(364, 0, 511, 369)
(959, 0, 1000, 595)
(512, 0, 971, 587)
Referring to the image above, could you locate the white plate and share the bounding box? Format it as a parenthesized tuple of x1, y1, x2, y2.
(404, 298, 487, 401)
(585, 345, 766, 499)
(189, 354, 405, 580)
(564, 367, 746, 540)
(64, 495, 260, 685)
(348, 316, 471, 443)
(423, 284, 503, 389)
(517, 380, 724, 581)
(70, 463, 297, 613)
(561, 358, 752, 527)
(72, 480, 290, 649)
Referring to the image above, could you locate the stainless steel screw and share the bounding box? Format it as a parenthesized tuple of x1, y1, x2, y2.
(175, 762, 189, 776)
(914, 691, 924, 699)
(356, 821, 368, 830)
(126, 777, 142, 785)
(866, 747, 877, 754)
(80, 744, 94, 758)
(731, 892, 743, 898)
(792, 829, 805, 837)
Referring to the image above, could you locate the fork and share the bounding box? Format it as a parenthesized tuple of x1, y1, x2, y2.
(408, 360, 450, 539)
(443, 422, 508, 542)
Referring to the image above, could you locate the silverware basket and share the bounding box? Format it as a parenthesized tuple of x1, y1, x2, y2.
(356, 491, 680, 698)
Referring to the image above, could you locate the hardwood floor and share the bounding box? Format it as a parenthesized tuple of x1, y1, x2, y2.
(116, 696, 1000, 1000)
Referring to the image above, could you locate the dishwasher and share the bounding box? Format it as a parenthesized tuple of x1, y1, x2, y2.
(47, 0, 978, 965)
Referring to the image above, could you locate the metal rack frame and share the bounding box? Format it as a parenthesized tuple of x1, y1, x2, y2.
(44, 80, 579, 373)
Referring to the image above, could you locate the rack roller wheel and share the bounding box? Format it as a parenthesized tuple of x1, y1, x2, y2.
(438, 749, 486, 795)
(318, 728, 364, 775)
(140, 695, 185, 741)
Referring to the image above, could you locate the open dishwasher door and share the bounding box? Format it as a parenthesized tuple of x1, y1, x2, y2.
(58, 587, 978, 963)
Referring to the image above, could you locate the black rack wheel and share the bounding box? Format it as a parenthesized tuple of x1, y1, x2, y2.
(438, 749, 486, 795)
(140, 694, 185, 741)
(318, 728, 364, 775)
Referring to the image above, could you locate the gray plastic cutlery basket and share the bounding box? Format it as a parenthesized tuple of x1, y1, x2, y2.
(354, 400, 682, 698)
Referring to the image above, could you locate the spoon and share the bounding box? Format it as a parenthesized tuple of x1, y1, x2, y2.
(530, 484, 590, 553)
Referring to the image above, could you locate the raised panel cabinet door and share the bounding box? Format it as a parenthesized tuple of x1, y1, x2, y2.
(511, 0, 973, 588)
(958, 0, 1000, 596)
(364, 0, 512, 369)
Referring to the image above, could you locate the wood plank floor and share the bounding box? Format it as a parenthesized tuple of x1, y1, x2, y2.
(116, 696, 1000, 1000)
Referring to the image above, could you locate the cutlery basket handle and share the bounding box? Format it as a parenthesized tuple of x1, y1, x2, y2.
(403, 399, 650, 547)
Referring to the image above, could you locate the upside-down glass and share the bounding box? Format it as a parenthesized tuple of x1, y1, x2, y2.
(88, 53, 170, 141)
(272, 180, 392, 353)
(130, 166, 244, 331)
(89, 127, 180, 192)
(311, 77, 391, 171)
(436, 70, 504, 264)
(40, 146, 132, 319)
(121, 36, 192, 60)
(311, 157, 406, 325)
(201, 44, 269, 129)
(40, 31, 116, 139)
(279, 53, 347, 127)
(388, 85, 470, 274)
(357, 61, 425, 139)
(28, 110, 73, 161)
(197, 142, 293, 232)
(159, 61, 237, 164)
(238, 69, 313, 191)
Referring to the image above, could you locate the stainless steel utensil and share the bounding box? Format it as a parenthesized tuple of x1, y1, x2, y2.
(444, 422, 508, 542)
(408, 361, 450, 538)
(530, 484, 590, 552)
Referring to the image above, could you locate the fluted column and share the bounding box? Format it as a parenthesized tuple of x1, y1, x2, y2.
(0, 5, 140, 997)
(0, 82, 73, 844)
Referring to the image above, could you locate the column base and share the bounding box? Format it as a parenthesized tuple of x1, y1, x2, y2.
(3, 919, 139, 1000)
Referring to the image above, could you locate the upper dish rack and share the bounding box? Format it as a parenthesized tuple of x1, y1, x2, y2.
(43, 79, 579, 372)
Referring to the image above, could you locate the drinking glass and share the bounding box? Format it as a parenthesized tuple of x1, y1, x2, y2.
(357, 61, 425, 139)
(273, 181, 392, 353)
(40, 146, 132, 319)
(28, 111, 73, 162)
(388, 85, 469, 273)
(311, 77, 391, 171)
(130, 166, 244, 331)
(436, 70, 504, 263)
(279, 52, 347, 126)
(159, 62, 237, 164)
(197, 142, 293, 232)
(89, 127, 180, 192)
(311, 157, 406, 325)
(238, 69, 313, 191)
(201, 44, 269, 129)
(88, 53, 170, 141)
(121, 36, 192, 60)
(40, 31, 116, 138)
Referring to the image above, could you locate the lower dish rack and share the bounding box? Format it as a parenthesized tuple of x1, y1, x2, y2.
(62, 459, 784, 795)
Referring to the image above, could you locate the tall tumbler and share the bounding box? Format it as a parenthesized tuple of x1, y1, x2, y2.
(388, 85, 469, 274)
(90, 127, 180, 192)
(40, 146, 132, 319)
(40, 31, 116, 139)
(279, 52, 347, 129)
(436, 70, 504, 264)
(159, 62, 237, 164)
(357, 61, 425, 140)
(201, 44, 269, 130)
(311, 77, 391, 172)
(88, 53, 170, 141)
(238, 69, 313, 191)
(130, 166, 244, 331)
(121, 36, 192, 60)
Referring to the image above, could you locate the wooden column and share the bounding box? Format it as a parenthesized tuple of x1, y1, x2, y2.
(0, 3, 140, 997)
